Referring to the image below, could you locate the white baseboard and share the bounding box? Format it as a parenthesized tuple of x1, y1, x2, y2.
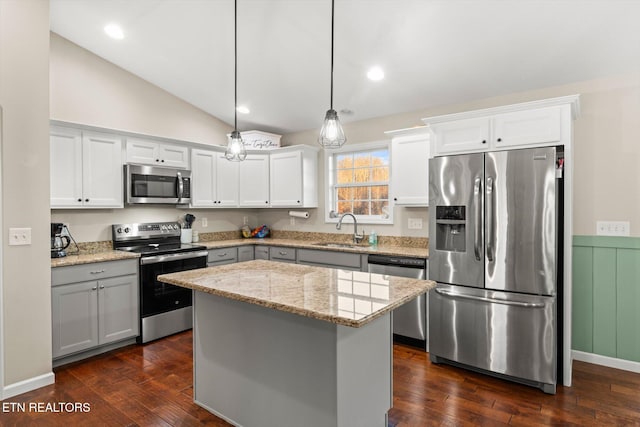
(572, 350, 640, 374)
(2, 372, 55, 400)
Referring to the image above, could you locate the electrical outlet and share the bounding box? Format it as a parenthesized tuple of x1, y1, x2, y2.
(408, 218, 423, 230)
(9, 227, 31, 245)
(290, 217, 296, 226)
(243, 216, 248, 225)
(202, 218, 208, 228)
(596, 221, 630, 236)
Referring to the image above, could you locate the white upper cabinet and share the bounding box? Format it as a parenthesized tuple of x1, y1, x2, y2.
(239, 153, 270, 207)
(215, 152, 239, 207)
(50, 127, 123, 208)
(425, 96, 580, 157)
(190, 147, 239, 208)
(269, 146, 318, 208)
(387, 127, 430, 206)
(126, 138, 189, 169)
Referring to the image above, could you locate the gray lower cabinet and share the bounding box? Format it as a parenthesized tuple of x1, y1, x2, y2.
(208, 247, 238, 266)
(296, 248, 365, 271)
(269, 246, 296, 263)
(238, 245, 254, 262)
(254, 246, 269, 260)
(51, 259, 139, 360)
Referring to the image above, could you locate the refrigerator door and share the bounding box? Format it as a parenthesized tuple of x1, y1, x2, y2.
(485, 148, 557, 296)
(429, 154, 484, 288)
(429, 284, 556, 390)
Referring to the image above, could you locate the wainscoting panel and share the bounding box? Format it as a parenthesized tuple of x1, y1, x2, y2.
(573, 236, 640, 363)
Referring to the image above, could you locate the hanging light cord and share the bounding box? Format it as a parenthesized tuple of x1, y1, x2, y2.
(234, 0, 238, 131)
(330, 0, 335, 110)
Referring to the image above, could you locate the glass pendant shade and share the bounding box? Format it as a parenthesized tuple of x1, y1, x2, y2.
(318, 109, 346, 148)
(225, 130, 247, 161)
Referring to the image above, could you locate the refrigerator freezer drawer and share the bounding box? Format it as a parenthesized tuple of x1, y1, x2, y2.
(429, 284, 556, 386)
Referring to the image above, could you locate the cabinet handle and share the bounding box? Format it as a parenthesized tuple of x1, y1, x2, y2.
(91, 286, 97, 291)
(497, 138, 502, 142)
(266, 201, 269, 204)
(85, 198, 89, 202)
(90, 269, 105, 274)
(77, 198, 82, 202)
(297, 200, 300, 204)
(161, 159, 165, 162)
(217, 253, 228, 257)
(99, 285, 105, 289)
(156, 159, 160, 162)
(482, 140, 487, 144)
(393, 197, 397, 201)
(279, 251, 288, 256)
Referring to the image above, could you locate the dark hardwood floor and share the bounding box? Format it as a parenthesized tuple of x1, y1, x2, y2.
(2, 331, 640, 426)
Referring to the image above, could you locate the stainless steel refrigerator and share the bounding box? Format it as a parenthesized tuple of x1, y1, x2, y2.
(428, 146, 562, 394)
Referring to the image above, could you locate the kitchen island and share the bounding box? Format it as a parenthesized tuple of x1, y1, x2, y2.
(158, 259, 435, 427)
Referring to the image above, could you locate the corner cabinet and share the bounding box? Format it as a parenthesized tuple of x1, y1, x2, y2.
(51, 259, 139, 360)
(269, 145, 318, 208)
(386, 127, 430, 206)
(50, 126, 123, 208)
(425, 96, 580, 157)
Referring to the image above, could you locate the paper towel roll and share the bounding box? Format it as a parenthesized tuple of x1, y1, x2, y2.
(288, 210, 309, 219)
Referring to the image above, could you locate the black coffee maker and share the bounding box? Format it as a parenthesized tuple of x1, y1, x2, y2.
(51, 223, 71, 258)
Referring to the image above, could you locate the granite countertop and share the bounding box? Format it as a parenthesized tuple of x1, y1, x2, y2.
(200, 238, 429, 258)
(50, 250, 140, 268)
(158, 259, 436, 328)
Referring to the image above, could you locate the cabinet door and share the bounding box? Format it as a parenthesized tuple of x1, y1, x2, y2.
(270, 151, 302, 206)
(238, 245, 254, 262)
(82, 132, 123, 207)
(207, 247, 238, 266)
(239, 154, 270, 207)
(159, 144, 189, 169)
(50, 127, 84, 208)
(391, 135, 430, 205)
(52, 281, 99, 358)
(191, 148, 216, 207)
(432, 117, 490, 155)
(493, 106, 562, 149)
(98, 275, 139, 345)
(125, 138, 159, 165)
(216, 153, 239, 207)
(254, 246, 269, 260)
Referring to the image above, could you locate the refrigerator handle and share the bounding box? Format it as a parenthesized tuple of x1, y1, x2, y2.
(435, 288, 546, 308)
(486, 176, 494, 262)
(473, 177, 482, 261)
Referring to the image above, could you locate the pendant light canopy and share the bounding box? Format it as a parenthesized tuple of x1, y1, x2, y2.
(318, 0, 346, 149)
(225, 0, 247, 161)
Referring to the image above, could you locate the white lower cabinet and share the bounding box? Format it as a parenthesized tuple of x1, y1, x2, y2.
(51, 259, 139, 360)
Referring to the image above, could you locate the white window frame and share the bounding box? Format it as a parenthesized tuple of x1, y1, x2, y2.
(324, 140, 393, 225)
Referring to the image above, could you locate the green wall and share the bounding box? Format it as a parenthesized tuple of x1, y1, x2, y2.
(573, 236, 640, 362)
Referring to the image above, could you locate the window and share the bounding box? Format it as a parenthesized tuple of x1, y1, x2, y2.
(325, 141, 392, 224)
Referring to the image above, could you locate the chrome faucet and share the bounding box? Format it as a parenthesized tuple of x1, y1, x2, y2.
(336, 213, 364, 244)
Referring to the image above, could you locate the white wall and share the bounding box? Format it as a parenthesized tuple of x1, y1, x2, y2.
(283, 73, 640, 238)
(0, 0, 53, 391)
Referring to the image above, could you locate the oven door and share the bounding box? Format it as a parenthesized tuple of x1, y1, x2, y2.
(126, 164, 191, 204)
(139, 252, 207, 318)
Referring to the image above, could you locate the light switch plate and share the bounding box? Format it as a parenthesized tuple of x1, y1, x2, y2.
(202, 218, 208, 228)
(408, 218, 423, 230)
(596, 221, 630, 236)
(9, 227, 31, 245)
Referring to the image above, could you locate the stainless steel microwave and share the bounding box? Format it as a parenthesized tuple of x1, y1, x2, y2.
(125, 164, 191, 205)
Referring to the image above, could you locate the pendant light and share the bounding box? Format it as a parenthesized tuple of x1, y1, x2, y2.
(318, 0, 346, 148)
(225, 0, 247, 161)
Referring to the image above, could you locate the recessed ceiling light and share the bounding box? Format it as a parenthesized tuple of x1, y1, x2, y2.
(104, 23, 124, 40)
(236, 105, 250, 114)
(367, 66, 385, 81)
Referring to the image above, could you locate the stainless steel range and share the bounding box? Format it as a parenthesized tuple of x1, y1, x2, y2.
(112, 221, 208, 343)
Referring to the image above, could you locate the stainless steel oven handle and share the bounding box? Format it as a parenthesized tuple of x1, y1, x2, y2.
(435, 288, 545, 308)
(140, 250, 208, 265)
(473, 177, 482, 261)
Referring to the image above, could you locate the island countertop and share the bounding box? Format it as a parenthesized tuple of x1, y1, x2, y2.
(158, 259, 435, 328)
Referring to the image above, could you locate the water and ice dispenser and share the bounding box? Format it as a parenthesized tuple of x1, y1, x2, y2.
(435, 206, 466, 252)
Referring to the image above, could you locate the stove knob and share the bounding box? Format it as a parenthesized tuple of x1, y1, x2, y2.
(124, 227, 130, 233)
(116, 227, 122, 234)
(173, 224, 179, 230)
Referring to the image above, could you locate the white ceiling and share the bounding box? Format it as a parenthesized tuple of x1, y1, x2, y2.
(50, 0, 640, 135)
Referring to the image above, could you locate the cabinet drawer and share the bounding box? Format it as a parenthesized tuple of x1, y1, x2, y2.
(254, 246, 269, 260)
(52, 259, 138, 286)
(297, 249, 361, 270)
(269, 246, 296, 262)
(208, 247, 238, 264)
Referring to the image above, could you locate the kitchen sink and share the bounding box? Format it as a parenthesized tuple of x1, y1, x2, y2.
(312, 242, 367, 249)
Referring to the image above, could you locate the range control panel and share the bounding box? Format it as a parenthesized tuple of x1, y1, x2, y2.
(112, 222, 181, 241)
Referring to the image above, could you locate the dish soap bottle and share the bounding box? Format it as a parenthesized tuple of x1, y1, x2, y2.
(368, 230, 378, 247)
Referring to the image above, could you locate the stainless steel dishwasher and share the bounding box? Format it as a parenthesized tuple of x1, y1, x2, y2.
(367, 254, 428, 350)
